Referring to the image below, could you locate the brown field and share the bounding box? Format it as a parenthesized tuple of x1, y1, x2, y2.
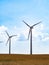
(0, 54, 49, 65)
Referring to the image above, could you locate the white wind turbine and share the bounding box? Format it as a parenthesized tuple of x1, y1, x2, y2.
(23, 20, 41, 55)
(5, 31, 17, 54)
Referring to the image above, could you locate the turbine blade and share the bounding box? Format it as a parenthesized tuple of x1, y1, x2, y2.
(5, 31, 9, 37)
(6, 38, 9, 45)
(32, 21, 41, 28)
(22, 20, 30, 27)
(10, 35, 17, 38)
(28, 29, 31, 40)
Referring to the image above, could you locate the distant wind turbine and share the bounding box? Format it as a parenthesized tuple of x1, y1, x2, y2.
(5, 31, 17, 54)
(23, 20, 41, 55)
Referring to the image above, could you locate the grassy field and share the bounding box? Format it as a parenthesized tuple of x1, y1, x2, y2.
(0, 54, 49, 65)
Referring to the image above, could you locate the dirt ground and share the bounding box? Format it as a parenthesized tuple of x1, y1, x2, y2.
(0, 54, 49, 65)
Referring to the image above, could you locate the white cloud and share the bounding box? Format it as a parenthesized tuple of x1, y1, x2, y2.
(18, 33, 27, 41)
(40, 24, 44, 30)
(0, 25, 8, 41)
(0, 25, 8, 32)
(42, 36, 49, 41)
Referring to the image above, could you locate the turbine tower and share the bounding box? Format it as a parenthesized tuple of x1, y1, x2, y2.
(5, 31, 17, 54)
(23, 20, 41, 55)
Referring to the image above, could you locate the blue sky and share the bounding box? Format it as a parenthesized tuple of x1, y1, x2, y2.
(0, 0, 49, 54)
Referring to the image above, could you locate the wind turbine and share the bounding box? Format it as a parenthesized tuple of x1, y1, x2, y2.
(23, 20, 41, 55)
(5, 31, 17, 54)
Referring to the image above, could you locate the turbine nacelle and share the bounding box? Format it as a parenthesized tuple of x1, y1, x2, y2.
(0, 41, 3, 43)
(30, 26, 34, 29)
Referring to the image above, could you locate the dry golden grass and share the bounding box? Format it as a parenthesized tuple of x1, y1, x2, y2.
(0, 54, 49, 65)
